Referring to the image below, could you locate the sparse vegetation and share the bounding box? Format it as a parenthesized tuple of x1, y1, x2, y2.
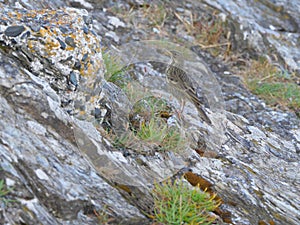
(136, 117, 184, 152)
(130, 96, 186, 152)
(108, 0, 299, 116)
(152, 179, 221, 225)
(103, 51, 128, 89)
(94, 206, 111, 225)
(102, 52, 187, 153)
(111, 96, 186, 153)
(0, 179, 11, 204)
(241, 57, 300, 113)
(142, 4, 168, 29)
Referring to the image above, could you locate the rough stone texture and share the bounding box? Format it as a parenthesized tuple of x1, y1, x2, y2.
(0, 4, 105, 121)
(0, 1, 300, 225)
(203, 0, 300, 74)
(0, 41, 148, 225)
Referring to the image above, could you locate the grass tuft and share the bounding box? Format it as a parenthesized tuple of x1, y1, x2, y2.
(152, 179, 220, 225)
(241, 57, 300, 113)
(103, 51, 128, 89)
(0, 179, 12, 205)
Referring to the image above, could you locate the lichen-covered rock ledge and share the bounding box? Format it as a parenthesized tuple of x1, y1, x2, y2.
(0, 2, 300, 225)
(0, 5, 148, 225)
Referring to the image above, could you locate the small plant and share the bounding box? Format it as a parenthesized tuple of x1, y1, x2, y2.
(241, 57, 300, 113)
(102, 51, 128, 88)
(152, 179, 220, 225)
(137, 118, 167, 143)
(173, 10, 230, 57)
(0, 179, 11, 204)
(132, 97, 186, 152)
(111, 129, 140, 150)
(94, 206, 111, 225)
(143, 4, 168, 28)
(101, 53, 187, 153)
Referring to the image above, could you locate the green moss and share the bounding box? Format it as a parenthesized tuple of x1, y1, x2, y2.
(152, 179, 220, 225)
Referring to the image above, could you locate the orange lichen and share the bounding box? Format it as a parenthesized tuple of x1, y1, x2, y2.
(183, 171, 232, 223)
(184, 171, 213, 191)
(258, 220, 276, 225)
(38, 27, 48, 37)
(65, 46, 75, 51)
(115, 184, 132, 195)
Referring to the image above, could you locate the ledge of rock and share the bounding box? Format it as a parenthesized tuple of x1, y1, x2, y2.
(0, 1, 300, 225)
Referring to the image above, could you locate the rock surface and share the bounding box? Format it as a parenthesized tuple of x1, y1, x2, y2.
(0, 1, 299, 225)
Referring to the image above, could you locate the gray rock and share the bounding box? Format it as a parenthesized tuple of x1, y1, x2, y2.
(0, 1, 300, 225)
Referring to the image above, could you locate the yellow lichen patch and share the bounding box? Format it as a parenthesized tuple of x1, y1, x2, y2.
(38, 27, 49, 38)
(79, 110, 87, 116)
(86, 63, 95, 77)
(7, 12, 14, 18)
(16, 12, 23, 20)
(115, 184, 132, 195)
(45, 37, 60, 49)
(65, 46, 75, 51)
(25, 12, 37, 18)
(50, 28, 58, 36)
(27, 40, 35, 50)
(258, 220, 276, 225)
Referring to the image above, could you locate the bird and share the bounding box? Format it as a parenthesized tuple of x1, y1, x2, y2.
(164, 50, 212, 125)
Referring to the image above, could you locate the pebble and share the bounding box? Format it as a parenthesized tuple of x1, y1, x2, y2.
(69, 71, 78, 87)
(186, 3, 192, 9)
(65, 36, 76, 47)
(4, 25, 25, 37)
(29, 24, 41, 32)
(57, 37, 66, 50)
(153, 27, 160, 34)
(176, 7, 185, 13)
(108, 16, 125, 28)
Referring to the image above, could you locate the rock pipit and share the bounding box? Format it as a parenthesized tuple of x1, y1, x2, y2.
(165, 50, 212, 124)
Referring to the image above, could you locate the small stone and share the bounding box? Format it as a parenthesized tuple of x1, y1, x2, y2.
(186, 3, 192, 9)
(74, 60, 81, 70)
(82, 53, 88, 62)
(176, 7, 185, 13)
(29, 24, 41, 32)
(20, 30, 30, 39)
(108, 16, 125, 28)
(153, 27, 160, 34)
(65, 36, 76, 47)
(94, 107, 102, 119)
(4, 25, 25, 37)
(59, 25, 69, 34)
(82, 26, 89, 34)
(57, 38, 66, 50)
(105, 31, 120, 43)
(83, 15, 93, 25)
(69, 71, 78, 87)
